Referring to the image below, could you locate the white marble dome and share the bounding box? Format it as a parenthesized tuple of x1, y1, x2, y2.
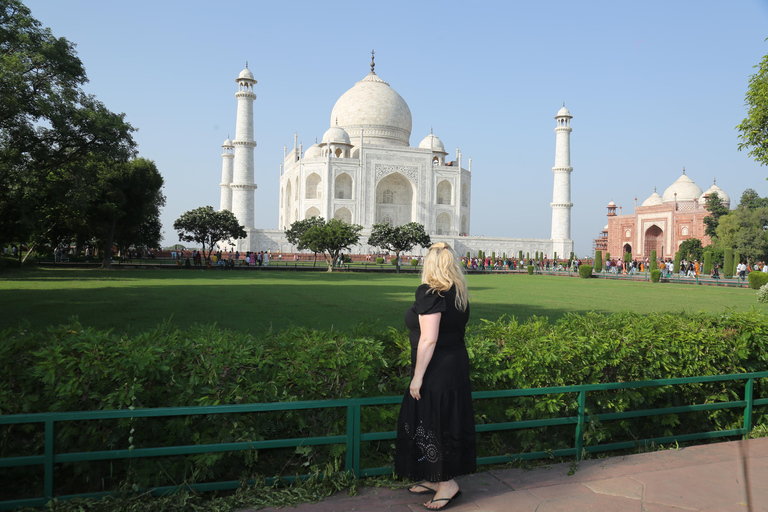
(418, 133, 446, 153)
(641, 191, 663, 207)
(662, 172, 703, 203)
(222, 138, 233, 147)
(304, 144, 322, 159)
(608, 201, 616, 207)
(238, 67, 255, 80)
(556, 106, 572, 118)
(322, 126, 351, 145)
(700, 182, 731, 208)
(330, 71, 412, 147)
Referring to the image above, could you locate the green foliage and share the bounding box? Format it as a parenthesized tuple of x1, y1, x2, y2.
(758, 283, 768, 303)
(650, 269, 662, 283)
(724, 248, 734, 278)
(650, 250, 657, 270)
(375, 257, 384, 264)
(527, 265, 534, 275)
(737, 48, 768, 168)
(623, 251, 631, 263)
(594, 250, 602, 273)
(678, 238, 704, 261)
(715, 206, 768, 263)
(285, 216, 325, 258)
(518, 251, 523, 260)
(553, 252, 557, 261)
(578, 264, 593, 279)
(174, 207, 246, 260)
(390, 257, 398, 266)
(674, 251, 681, 274)
(368, 222, 430, 273)
(704, 192, 729, 239)
(704, 251, 712, 275)
(748, 271, 768, 290)
(739, 188, 768, 209)
(410, 258, 418, 267)
(289, 218, 363, 272)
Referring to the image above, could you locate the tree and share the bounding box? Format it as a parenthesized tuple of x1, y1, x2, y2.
(0, 0, 137, 253)
(173, 207, 246, 261)
(368, 222, 431, 273)
(285, 216, 326, 266)
(738, 188, 768, 209)
(678, 238, 704, 262)
(703, 192, 729, 239)
(736, 48, 768, 169)
(301, 218, 362, 272)
(715, 207, 768, 264)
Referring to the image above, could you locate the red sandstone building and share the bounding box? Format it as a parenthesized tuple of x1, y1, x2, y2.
(595, 170, 731, 261)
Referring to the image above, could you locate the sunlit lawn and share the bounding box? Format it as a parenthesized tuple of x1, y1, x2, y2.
(0, 267, 764, 335)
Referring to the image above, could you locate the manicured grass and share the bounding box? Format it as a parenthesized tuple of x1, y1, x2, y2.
(0, 267, 764, 335)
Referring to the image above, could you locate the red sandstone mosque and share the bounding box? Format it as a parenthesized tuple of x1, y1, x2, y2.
(594, 170, 731, 261)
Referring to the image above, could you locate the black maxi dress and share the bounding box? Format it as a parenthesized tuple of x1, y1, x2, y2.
(395, 284, 476, 482)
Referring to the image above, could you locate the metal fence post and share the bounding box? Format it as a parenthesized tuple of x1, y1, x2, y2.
(575, 390, 586, 461)
(744, 378, 754, 434)
(44, 419, 54, 501)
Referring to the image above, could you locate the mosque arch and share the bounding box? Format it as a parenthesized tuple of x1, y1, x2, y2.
(335, 173, 353, 199)
(334, 207, 352, 224)
(306, 173, 322, 200)
(437, 180, 452, 205)
(644, 225, 663, 258)
(280, 187, 284, 208)
(305, 206, 321, 219)
(432, 156, 439, 166)
(335, 148, 342, 158)
(623, 243, 632, 256)
(375, 173, 414, 226)
(436, 213, 452, 235)
(294, 208, 298, 223)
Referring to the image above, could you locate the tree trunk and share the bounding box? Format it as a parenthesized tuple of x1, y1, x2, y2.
(395, 251, 401, 273)
(101, 218, 117, 269)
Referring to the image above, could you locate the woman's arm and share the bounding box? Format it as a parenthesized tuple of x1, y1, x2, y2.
(409, 312, 441, 400)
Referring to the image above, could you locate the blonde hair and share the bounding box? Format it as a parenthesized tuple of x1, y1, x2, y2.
(421, 242, 468, 311)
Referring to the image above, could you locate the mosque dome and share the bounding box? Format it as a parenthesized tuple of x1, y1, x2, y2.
(304, 144, 322, 159)
(238, 67, 255, 80)
(330, 70, 412, 147)
(418, 133, 446, 153)
(700, 182, 731, 208)
(603, 224, 609, 232)
(556, 106, 572, 118)
(222, 138, 233, 147)
(662, 171, 703, 203)
(322, 126, 351, 145)
(641, 191, 663, 207)
(608, 201, 616, 207)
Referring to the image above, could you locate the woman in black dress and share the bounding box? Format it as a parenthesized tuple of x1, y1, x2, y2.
(395, 242, 476, 510)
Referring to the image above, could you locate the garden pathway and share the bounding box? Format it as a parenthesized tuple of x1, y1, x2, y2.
(248, 437, 768, 512)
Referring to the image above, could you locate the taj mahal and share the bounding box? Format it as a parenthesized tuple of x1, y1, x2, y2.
(218, 54, 574, 259)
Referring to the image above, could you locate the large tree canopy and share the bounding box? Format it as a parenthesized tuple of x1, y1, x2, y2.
(1, 0, 139, 254)
(736, 47, 768, 170)
(703, 192, 730, 240)
(173, 206, 247, 260)
(368, 222, 431, 272)
(285, 216, 326, 265)
(286, 217, 362, 272)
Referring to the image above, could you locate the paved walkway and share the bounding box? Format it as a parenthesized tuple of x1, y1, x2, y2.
(251, 438, 768, 512)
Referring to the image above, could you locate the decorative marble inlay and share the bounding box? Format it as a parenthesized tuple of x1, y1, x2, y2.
(375, 164, 418, 184)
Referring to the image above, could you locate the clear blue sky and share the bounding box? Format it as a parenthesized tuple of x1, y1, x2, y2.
(25, 0, 768, 256)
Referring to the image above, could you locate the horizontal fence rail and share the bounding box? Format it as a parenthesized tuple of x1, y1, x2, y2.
(1, 371, 767, 510)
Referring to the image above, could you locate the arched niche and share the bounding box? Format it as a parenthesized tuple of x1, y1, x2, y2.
(305, 206, 321, 219)
(375, 173, 414, 226)
(306, 173, 322, 200)
(644, 225, 663, 258)
(461, 214, 468, 235)
(437, 180, 452, 205)
(335, 173, 353, 199)
(436, 212, 452, 235)
(461, 183, 469, 207)
(334, 207, 352, 224)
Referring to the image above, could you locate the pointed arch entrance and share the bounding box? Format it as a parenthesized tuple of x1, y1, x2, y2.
(644, 225, 663, 258)
(375, 173, 414, 226)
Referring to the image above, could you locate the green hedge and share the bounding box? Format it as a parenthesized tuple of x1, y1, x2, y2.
(724, 249, 734, 278)
(651, 269, 662, 283)
(527, 265, 534, 275)
(594, 251, 602, 273)
(2, 313, 768, 500)
(375, 257, 384, 264)
(578, 264, 593, 279)
(749, 271, 768, 290)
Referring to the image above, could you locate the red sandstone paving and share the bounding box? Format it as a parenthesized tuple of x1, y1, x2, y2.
(582, 476, 644, 500)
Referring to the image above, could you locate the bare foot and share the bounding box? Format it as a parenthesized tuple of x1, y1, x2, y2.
(409, 481, 438, 493)
(424, 480, 460, 510)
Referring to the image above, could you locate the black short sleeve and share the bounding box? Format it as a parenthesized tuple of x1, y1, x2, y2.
(414, 284, 446, 315)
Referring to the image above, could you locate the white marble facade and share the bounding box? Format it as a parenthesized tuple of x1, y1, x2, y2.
(218, 56, 573, 259)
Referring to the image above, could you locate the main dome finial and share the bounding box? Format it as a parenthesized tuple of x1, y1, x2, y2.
(370, 49, 375, 73)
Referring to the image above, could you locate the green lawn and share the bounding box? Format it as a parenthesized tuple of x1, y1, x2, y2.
(0, 267, 764, 334)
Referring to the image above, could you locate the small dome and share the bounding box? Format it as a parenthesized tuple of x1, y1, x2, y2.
(603, 224, 609, 232)
(700, 182, 731, 208)
(238, 67, 255, 80)
(608, 201, 616, 207)
(222, 138, 233, 147)
(641, 192, 663, 207)
(322, 126, 351, 145)
(662, 171, 703, 203)
(304, 144, 322, 159)
(556, 106, 572, 118)
(418, 133, 446, 153)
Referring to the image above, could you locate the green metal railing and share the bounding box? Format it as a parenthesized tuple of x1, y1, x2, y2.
(1, 371, 766, 510)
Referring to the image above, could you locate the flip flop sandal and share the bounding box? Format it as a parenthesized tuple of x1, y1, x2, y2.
(425, 490, 462, 510)
(408, 483, 436, 494)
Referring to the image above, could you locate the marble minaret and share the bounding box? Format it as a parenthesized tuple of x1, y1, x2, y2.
(230, 64, 258, 230)
(219, 137, 234, 211)
(550, 105, 574, 258)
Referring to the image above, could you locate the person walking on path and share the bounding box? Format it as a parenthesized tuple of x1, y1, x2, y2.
(396, 242, 476, 510)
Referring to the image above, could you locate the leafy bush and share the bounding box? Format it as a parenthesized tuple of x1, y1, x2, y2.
(375, 257, 384, 264)
(749, 271, 768, 290)
(578, 264, 593, 279)
(758, 283, 768, 303)
(650, 250, 657, 271)
(527, 265, 534, 275)
(704, 251, 712, 275)
(724, 249, 734, 278)
(650, 269, 662, 283)
(594, 251, 602, 273)
(391, 258, 398, 266)
(410, 258, 418, 267)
